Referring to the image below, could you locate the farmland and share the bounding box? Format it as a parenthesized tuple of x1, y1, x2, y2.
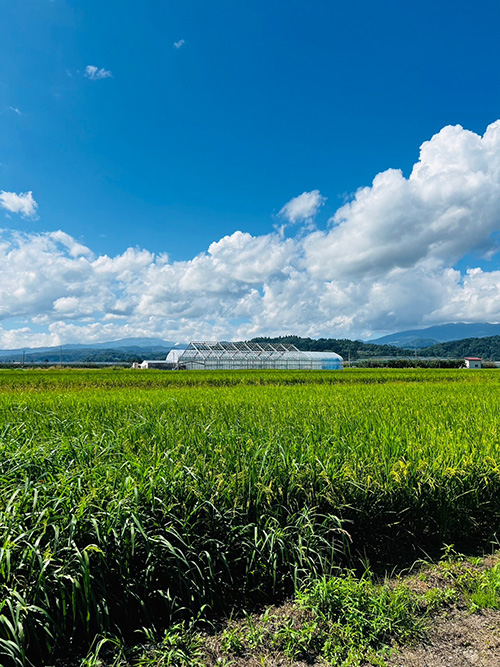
(1, 368, 500, 664)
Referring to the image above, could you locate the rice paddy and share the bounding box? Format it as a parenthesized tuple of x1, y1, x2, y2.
(1, 367, 500, 664)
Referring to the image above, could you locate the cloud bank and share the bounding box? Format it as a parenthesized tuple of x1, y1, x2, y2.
(2, 120, 500, 347)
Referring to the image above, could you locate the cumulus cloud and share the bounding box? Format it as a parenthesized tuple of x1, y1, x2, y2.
(84, 65, 112, 80)
(173, 39, 185, 49)
(2, 120, 500, 348)
(304, 122, 500, 281)
(0, 190, 38, 218)
(279, 190, 326, 224)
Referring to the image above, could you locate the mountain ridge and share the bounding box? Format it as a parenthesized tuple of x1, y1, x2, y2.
(370, 323, 500, 348)
(0, 337, 186, 359)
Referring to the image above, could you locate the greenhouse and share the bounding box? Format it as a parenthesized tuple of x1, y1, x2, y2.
(166, 341, 343, 370)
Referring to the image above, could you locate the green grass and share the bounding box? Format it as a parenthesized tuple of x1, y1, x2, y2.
(217, 571, 430, 666)
(1, 368, 500, 663)
(140, 554, 492, 667)
(139, 552, 499, 667)
(434, 553, 500, 612)
(458, 564, 500, 611)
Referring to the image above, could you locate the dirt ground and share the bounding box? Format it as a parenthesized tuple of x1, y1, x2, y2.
(384, 607, 500, 667)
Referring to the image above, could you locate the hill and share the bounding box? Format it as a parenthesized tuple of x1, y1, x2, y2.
(371, 323, 500, 348)
(250, 335, 411, 359)
(421, 335, 500, 360)
(250, 334, 500, 361)
(0, 338, 186, 364)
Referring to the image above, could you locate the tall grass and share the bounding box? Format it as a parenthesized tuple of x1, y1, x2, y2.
(0, 368, 499, 663)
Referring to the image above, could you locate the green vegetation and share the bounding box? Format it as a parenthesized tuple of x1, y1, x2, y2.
(252, 333, 500, 361)
(75, 552, 500, 666)
(1, 368, 500, 664)
(432, 551, 500, 613)
(251, 334, 411, 359)
(418, 334, 500, 360)
(215, 570, 439, 666)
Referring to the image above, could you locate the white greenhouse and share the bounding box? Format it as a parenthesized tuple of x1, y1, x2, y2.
(165, 341, 343, 371)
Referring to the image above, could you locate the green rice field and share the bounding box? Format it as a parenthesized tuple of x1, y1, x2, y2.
(1, 368, 500, 664)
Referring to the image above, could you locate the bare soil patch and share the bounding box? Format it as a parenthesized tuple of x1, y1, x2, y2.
(385, 607, 500, 667)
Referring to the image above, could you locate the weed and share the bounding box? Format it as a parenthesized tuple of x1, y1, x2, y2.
(136, 622, 204, 666)
(455, 564, 500, 611)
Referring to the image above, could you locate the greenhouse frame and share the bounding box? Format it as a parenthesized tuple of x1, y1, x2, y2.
(166, 341, 343, 370)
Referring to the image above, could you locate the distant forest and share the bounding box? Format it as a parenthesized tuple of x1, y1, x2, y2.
(0, 349, 143, 365)
(250, 335, 500, 361)
(3, 335, 500, 366)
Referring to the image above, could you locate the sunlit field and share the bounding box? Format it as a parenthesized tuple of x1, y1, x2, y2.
(1, 368, 499, 663)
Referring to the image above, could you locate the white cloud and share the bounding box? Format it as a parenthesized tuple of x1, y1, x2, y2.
(84, 65, 112, 81)
(3, 120, 500, 347)
(304, 122, 500, 281)
(50, 230, 94, 258)
(173, 39, 185, 49)
(0, 191, 38, 218)
(279, 190, 326, 224)
(7, 106, 21, 115)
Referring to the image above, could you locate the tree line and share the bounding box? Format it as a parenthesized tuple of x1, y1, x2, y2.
(250, 335, 500, 361)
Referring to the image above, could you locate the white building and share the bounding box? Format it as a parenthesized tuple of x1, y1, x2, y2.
(464, 357, 482, 369)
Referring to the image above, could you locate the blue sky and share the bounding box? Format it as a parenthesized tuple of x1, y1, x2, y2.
(2, 0, 500, 347)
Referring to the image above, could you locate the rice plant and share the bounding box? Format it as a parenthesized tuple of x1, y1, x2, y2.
(0, 368, 500, 663)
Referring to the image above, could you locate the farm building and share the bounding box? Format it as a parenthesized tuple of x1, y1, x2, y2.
(165, 341, 343, 371)
(139, 360, 176, 369)
(464, 357, 482, 369)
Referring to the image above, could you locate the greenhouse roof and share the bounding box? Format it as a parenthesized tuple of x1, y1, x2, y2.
(180, 340, 306, 360)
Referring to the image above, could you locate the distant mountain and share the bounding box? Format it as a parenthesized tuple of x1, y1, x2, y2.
(0, 338, 187, 363)
(62, 337, 184, 350)
(370, 323, 500, 348)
